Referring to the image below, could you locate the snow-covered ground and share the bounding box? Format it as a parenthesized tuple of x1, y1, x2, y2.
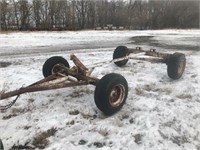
(0, 30, 200, 150)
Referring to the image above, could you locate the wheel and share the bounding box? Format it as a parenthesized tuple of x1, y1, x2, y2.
(94, 73, 128, 115)
(167, 53, 186, 79)
(42, 56, 70, 77)
(113, 46, 129, 67)
(0, 139, 4, 150)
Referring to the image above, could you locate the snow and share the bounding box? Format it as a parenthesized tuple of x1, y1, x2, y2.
(0, 29, 200, 150)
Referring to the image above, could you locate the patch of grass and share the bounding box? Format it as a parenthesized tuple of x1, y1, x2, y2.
(24, 125, 32, 130)
(133, 134, 143, 144)
(80, 112, 95, 119)
(2, 105, 32, 120)
(97, 128, 109, 137)
(67, 87, 93, 98)
(170, 135, 189, 146)
(78, 139, 87, 145)
(2, 113, 18, 120)
(66, 120, 75, 126)
(11, 107, 26, 114)
(160, 88, 172, 95)
(0, 62, 12, 68)
(158, 129, 190, 146)
(28, 98, 35, 103)
(129, 118, 135, 124)
(135, 86, 144, 95)
(196, 145, 200, 150)
(158, 130, 168, 139)
(176, 94, 192, 99)
(135, 83, 157, 95)
(32, 128, 57, 149)
(69, 110, 79, 115)
(135, 83, 172, 96)
(68, 90, 85, 98)
(93, 142, 105, 148)
(11, 144, 34, 149)
(143, 83, 159, 92)
(120, 114, 129, 120)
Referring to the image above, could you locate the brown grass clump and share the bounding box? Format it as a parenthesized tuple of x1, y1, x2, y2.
(32, 128, 57, 149)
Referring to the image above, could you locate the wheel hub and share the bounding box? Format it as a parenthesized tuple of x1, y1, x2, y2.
(109, 84, 125, 107)
(178, 61, 185, 75)
(51, 64, 65, 74)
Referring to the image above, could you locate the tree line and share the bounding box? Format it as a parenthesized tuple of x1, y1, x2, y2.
(0, 0, 199, 31)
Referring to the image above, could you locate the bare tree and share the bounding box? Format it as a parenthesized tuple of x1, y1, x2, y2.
(18, 0, 32, 30)
(0, 0, 9, 30)
(0, 0, 199, 31)
(86, 1, 96, 28)
(32, 0, 43, 29)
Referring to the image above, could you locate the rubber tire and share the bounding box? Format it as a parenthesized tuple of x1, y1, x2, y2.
(94, 73, 128, 115)
(42, 56, 70, 78)
(113, 46, 129, 67)
(0, 139, 4, 150)
(167, 53, 186, 79)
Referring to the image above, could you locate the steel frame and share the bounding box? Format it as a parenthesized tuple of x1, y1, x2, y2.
(124, 47, 172, 64)
(0, 47, 175, 102)
(0, 54, 99, 101)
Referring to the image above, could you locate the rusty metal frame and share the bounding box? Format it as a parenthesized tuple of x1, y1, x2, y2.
(88, 47, 171, 70)
(109, 47, 171, 65)
(0, 54, 99, 102)
(127, 47, 171, 64)
(0, 47, 172, 103)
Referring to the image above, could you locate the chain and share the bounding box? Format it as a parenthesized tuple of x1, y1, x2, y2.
(0, 95, 20, 111)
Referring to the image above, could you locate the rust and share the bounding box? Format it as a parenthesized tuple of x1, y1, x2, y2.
(0, 48, 172, 103)
(0, 54, 99, 102)
(145, 50, 171, 60)
(127, 47, 172, 64)
(0, 81, 88, 100)
(70, 54, 89, 76)
(130, 57, 165, 63)
(128, 47, 145, 54)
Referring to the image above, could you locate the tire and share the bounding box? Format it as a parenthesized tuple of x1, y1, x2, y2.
(0, 139, 4, 150)
(113, 46, 129, 67)
(42, 56, 70, 78)
(167, 53, 186, 79)
(94, 73, 128, 115)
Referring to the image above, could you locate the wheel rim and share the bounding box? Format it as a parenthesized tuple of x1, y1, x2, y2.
(51, 64, 65, 74)
(177, 61, 185, 75)
(109, 84, 125, 107)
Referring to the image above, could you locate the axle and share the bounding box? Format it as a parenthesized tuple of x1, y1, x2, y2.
(128, 47, 171, 63)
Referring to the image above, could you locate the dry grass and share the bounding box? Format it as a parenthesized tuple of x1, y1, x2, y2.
(135, 83, 172, 96)
(97, 128, 109, 137)
(69, 110, 80, 115)
(134, 83, 157, 95)
(2, 106, 27, 120)
(135, 86, 144, 95)
(0, 62, 12, 68)
(133, 134, 143, 144)
(176, 94, 192, 99)
(170, 135, 189, 146)
(32, 128, 57, 149)
(67, 87, 93, 98)
(2, 113, 18, 120)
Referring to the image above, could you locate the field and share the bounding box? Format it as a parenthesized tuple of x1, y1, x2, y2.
(0, 30, 200, 150)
